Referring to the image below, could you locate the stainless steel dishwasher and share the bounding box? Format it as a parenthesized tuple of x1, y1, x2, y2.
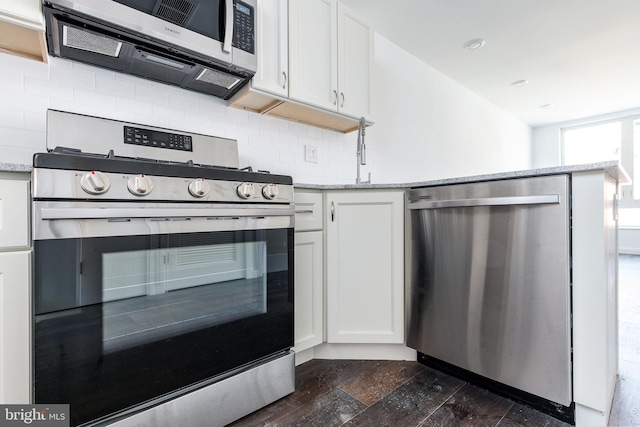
(405, 175, 572, 416)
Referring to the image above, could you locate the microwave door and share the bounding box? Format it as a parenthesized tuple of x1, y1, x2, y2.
(48, 0, 233, 65)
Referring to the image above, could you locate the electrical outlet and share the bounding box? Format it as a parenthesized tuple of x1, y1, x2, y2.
(305, 145, 319, 163)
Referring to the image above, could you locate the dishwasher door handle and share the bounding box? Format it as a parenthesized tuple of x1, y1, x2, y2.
(407, 194, 560, 210)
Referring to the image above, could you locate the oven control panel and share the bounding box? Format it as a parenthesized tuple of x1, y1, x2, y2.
(33, 168, 293, 204)
(124, 126, 193, 152)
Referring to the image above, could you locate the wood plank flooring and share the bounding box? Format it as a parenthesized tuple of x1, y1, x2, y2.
(229, 255, 640, 427)
(609, 254, 640, 427)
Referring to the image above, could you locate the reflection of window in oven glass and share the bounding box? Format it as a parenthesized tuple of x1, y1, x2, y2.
(101, 241, 267, 352)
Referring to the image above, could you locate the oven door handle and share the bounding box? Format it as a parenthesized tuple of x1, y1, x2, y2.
(39, 206, 295, 220)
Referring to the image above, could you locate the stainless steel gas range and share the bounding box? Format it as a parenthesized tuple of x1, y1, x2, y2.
(32, 110, 295, 427)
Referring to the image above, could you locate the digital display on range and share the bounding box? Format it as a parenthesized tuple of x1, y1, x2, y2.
(236, 3, 250, 15)
(124, 126, 192, 152)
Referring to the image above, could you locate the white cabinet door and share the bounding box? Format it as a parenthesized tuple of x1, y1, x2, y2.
(293, 231, 323, 352)
(0, 0, 43, 30)
(337, 4, 372, 119)
(0, 178, 30, 250)
(288, 0, 338, 111)
(325, 191, 404, 343)
(0, 250, 31, 403)
(253, 0, 288, 97)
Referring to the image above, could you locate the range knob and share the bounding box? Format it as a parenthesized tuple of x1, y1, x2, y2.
(262, 183, 279, 200)
(236, 182, 255, 199)
(80, 171, 110, 195)
(188, 178, 210, 198)
(127, 174, 153, 196)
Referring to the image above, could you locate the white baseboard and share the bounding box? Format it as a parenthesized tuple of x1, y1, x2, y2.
(293, 347, 315, 366)
(575, 402, 610, 427)
(311, 343, 417, 361)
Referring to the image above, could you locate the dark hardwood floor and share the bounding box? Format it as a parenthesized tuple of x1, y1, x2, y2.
(230, 255, 640, 427)
(609, 254, 640, 427)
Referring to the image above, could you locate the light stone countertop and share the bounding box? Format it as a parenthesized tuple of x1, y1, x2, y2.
(294, 161, 631, 190)
(0, 163, 32, 173)
(2, 161, 630, 186)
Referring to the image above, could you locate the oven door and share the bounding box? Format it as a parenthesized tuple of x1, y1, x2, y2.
(32, 201, 293, 426)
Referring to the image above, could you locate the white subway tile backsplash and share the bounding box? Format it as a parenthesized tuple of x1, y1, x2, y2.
(24, 110, 47, 132)
(0, 145, 26, 164)
(198, 98, 227, 118)
(225, 106, 250, 127)
(8, 55, 49, 81)
(134, 82, 170, 104)
(71, 61, 116, 79)
(25, 76, 73, 101)
(49, 99, 95, 117)
(0, 52, 360, 184)
(115, 96, 152, 115)
(168, 89, 200, 112)
(151, 103, 186, 122)
(51, 64, 95, 90)
(96, 75, 135, 97)
(0, 92, 48, 115)
(73, 87, 116, 109)
(0, 109, 24, 129)
(0, 126, 46, 151)
(0, 69, 23, 94)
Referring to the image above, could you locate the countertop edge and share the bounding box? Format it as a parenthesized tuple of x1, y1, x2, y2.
(0, 163, 32, 173)
(294, 162, 631, 190)
(2, 161, 629, 186)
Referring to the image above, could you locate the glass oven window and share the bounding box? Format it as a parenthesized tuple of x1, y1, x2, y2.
(34, 228, 293, 426)
(101, 239, 267, 352)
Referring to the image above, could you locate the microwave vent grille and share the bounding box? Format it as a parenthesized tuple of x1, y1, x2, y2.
(154, 0, 196, 26)
(62, 25, 123, 57)
(196, 68, 241, 89)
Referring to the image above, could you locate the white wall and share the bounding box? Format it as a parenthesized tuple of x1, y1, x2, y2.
(532, 106, 640, 169)
(0, 32, 532, 185)
(532, 108, 640, 253)
(367, 34, 532, 183)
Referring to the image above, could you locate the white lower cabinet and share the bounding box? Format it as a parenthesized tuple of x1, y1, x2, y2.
(0, 173, 31, 404)
(293, 190, 324, 357)
(293, 231, 323, 352)
(0, 250, 31, 404)
(325, 190, 404, 343)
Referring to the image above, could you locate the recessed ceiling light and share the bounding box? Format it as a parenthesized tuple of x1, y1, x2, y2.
(464, 39, 485, 50)
(539, 103, 554, 109)
(511, 79, 529, 88)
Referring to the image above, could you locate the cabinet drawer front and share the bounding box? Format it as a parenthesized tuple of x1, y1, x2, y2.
(0, 179, 30, 249)
(294, 191, 323, 231)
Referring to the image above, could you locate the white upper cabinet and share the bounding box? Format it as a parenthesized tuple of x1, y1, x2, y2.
(288, 0, 338, 111)
(337, 4, 372, 119)
(230, 0, 372, 132)
(253, 0, 289, 97)
(0, 0, 44, 30)
(289, 0, 372, 119)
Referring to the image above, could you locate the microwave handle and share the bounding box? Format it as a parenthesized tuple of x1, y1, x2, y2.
(223, 0, 234, 53)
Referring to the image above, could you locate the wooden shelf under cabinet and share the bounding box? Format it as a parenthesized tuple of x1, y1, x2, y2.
(229, 85, 369, 134)
(0, 19, 47, 63)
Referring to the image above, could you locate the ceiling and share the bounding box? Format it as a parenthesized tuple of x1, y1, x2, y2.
(339, 0, 640, 128)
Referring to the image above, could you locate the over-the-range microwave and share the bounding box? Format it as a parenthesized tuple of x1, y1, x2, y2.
(43, 0, 257, 100)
